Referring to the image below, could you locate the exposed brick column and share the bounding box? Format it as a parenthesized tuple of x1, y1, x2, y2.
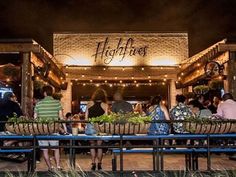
(61, 79, 72, 114)
(169, 79, 182, 109)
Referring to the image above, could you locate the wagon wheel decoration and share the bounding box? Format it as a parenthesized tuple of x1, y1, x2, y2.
(204, 61, 224, 77)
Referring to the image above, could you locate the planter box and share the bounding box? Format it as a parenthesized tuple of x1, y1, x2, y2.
(5, 122, 60, 135)
(93, 123, 150, 135)
(185, 121, 236, 134)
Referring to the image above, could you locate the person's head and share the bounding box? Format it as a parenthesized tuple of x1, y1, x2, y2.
(176, 94, 186, 103)
(91, 88, 108, 103)
(113, 91, 123, 101)
(42, 85, 53, 97)
(3, 92, 17, 102)
(213, 96, 221, 106)
(65, 112, 72, 120)
(222, 93, 234, 101)
(150, 95, 162, 106)
(134, 103, 143, 113)
(188, 99, 204, 114)
(197, 95, 204, 104)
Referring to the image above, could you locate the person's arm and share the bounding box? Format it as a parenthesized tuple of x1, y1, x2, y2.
(85, 101, 92, 120)
(59, 109, 67, 133)
(160, 104, 170, 120)
(216, 103, 223, 117)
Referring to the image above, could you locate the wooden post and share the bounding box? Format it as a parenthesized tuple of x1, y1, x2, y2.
(226, 52, 236, 98)
(21, 52, 33, 117)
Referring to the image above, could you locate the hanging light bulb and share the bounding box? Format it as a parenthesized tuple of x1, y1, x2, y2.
(83, 83, 86, 86)
(149, 80, 152, 83)
(134, 80, 137, 83)
(90, 80, 93, 82)
(119, 80, 122, 83)
(122, 67, 125, 71)
(141, 67, 144, 71)
(148, 75, 151, 79)
(109, 84, 113, 87)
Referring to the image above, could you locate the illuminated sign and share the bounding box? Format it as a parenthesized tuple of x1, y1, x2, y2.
(92, 37, 148, 64)
(53, 33, 188, 66)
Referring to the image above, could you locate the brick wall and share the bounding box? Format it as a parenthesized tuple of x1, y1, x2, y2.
(53, 33, 188, 66)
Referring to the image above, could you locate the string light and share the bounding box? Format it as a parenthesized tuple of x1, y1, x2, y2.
(90, 80, 93, 82)
(148, 75, 151, 79)
(119, 80, 123, 83)
(134, 80, 137, 83)
(164, 75, 168, 78)
(178, 77, 181, 80)
(149, 80, 152, 83)
(98, 76, 101, 79)
(122, 67, 125, 71)
(105, 80, 107, 83)
(197, 63, 200, 66)
(136, 84, 139, 87)
(75, 79, 78, 81)
(66, 73, 68, 76)
(60, 77, 63, 80)
(82, 75, 85, 77)
(181, 72, 184, 76)
(109, 84, 113, 87)
(103, 67, 106, 71)
(96, 83, 100, 87)
(131, 76, 134, 80)
(6, 78, 10, 82)
(65, 65, 69, 68)
(83, 83, 86, 86)
(70, 82, 73, 86)
(122, 84, 126, 87)
(162, 82, 165, 85)
(115, 77, 117, 79)
(163, 78, 166, 81)
(84, 67, 87, 70)
(141, 67, 144, 71)
(149, 83, 152, 86)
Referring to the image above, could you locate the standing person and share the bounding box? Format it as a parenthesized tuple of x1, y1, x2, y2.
(111, 91, 133, 113)
(34, 86, 65, 171)
(216, 93, 236, 119)
(147, 95, 170, 135)
(170, 94, 193, 134)
(85, 88, 108, 171)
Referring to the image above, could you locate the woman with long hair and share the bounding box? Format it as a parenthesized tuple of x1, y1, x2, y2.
(85, 88, 108, 171)
(147, 95, 170, 135)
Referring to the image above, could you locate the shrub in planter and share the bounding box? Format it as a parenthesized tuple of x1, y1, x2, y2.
(90, 113, 151, 135)
(5, 114, 60, 135)
(184, 115, 236, 134)
(193, 85, 209, 95)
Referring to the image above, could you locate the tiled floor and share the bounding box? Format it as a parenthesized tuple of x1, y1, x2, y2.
(0, 153, 235, 172)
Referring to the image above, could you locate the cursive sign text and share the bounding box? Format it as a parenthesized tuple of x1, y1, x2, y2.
(92, 37, 148, 64)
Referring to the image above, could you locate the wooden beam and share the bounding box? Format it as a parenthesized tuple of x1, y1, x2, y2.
(0, 43, 40, 53)
(218, 44, 236, 52)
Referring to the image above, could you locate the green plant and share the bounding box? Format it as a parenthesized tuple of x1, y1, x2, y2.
(193, 85, 209, 95)
(90, 113, 151, 124)
(209, 79, 224, 90)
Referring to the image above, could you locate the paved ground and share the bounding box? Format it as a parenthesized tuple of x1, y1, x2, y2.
(0, 153, 235, 172)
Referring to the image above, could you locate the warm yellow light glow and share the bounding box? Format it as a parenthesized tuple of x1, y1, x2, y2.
(109, 84, 113, 87)
(120, 80, 122, 83)
(6, 78, 10, 82)
(103, 67, 106, 71)
(115, 77, 117, 79)
(96, 84, 100, 87)
(164, 75, 167, 78)
(105, 80, 107, 83)
(149, 80, 152, 83)
(131, 77, 134, 80)
(141, 67, 144, 71)
(181, 72, 184, 76)
(162, 82, 165, 85)
(163, 78, 167, 81)
(66, 73, 68, 76)
(75, 79, 78, 81)
(83, 83, 86, 86)
(148, 76, 151, 79)
(136, 84, 139, 87)
(149, 83, 152, 86)
(98, 76, 101, 79)
(82, 75, 85, 77)
(64, 55, 93, 66)
(134, 80, 137, 83)
(90, 80, 93, 82)
(149, 56, 177, 66)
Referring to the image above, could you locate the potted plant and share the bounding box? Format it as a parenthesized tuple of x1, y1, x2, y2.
(193, 85, 209, 95)
(184, 115, 236, 134)
(90, 113, 151, 135)
(5, 114, 60, 135)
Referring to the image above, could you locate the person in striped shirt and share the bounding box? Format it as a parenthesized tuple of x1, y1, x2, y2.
(34, 85, 65, 171)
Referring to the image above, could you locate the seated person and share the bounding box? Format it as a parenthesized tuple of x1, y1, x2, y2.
(188, 99, 212, 118)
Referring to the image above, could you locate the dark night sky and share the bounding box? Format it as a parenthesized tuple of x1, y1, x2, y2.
(0, 0, 236, 56)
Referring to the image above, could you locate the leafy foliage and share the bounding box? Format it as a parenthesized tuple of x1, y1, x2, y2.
(90, 113, 151, 124)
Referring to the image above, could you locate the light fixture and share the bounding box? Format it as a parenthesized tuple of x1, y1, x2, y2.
(90, 80, 93, 82)
(134, 80, 137, 83)
(141, 67, 144, 71)
(82, 75, 85, 77)
(149, 80, 152, 83)
(83, 83, 86, 86)
(148, 76, 151, 79)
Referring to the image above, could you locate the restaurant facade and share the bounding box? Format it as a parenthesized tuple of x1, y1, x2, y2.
(53, 32, 188, 113)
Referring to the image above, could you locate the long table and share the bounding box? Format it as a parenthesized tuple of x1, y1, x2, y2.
(0, 133, 236, 173)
